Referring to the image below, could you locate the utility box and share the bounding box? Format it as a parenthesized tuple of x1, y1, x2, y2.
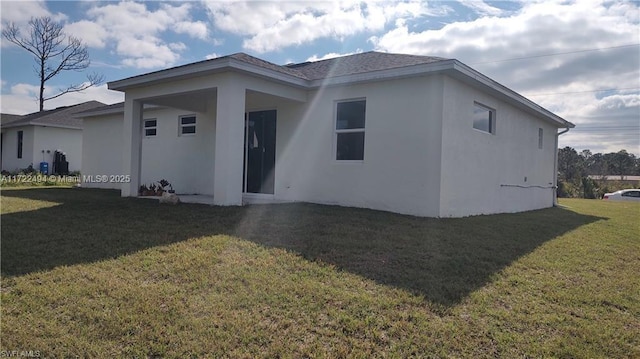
(39, 161, 49, 175)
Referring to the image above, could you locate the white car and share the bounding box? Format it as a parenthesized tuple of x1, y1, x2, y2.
(602, 189, 640, 201)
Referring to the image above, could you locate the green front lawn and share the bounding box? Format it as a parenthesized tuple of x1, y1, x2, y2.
(1, 188, 638, 357)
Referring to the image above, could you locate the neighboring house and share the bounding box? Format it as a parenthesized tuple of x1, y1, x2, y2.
(77, 52, 574, 217)
(0, 113, 21, 170)
(588, 175, 640, 188)
(1, 101, 105, 174)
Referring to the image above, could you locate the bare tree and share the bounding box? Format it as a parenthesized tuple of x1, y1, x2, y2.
(2, 17, 104, 111)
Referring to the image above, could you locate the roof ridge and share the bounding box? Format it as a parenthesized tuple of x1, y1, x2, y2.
(287, 51, 447, 67)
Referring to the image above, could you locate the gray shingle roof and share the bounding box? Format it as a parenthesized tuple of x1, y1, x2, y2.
(1, 101, 106, 129)
(228, 53, 307, 78)
(1, 113, 22, 125)
(286, 51, 448, 80)
(230, 51, 448, 80)
(73, 101, 125, 116)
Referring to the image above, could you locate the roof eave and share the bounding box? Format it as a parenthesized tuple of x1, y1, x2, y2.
(449, 61, 575, 129)
(309, 59, 573, 129)
(74, 104, 171, 118)
(108, 57, 308, 92)
(73, 106, 124, 118)
(33, 123, 82, 130)
(307, 60, 456, 88)
(107, 55, 572, 129)
(1, 121, 82, 130)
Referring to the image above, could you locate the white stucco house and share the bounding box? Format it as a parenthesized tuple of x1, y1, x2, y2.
(77, 52, 574, 217)
(1, 101, 105, 174)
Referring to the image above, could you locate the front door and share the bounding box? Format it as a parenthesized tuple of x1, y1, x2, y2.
(244, 110, 276, 194)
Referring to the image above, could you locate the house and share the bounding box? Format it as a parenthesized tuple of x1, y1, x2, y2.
(1, 101, 105, 174)
(588, 175, 640, 188)
(77, 52, 574, 217)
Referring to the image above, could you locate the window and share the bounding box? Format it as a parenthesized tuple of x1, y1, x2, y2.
(179, 115, 196, 135)
(144, 119, 157, 137)
(621, 190, 640, 198)
(17, 130, 23, 159)
(538, 128, 543, 149)
(473, 102, 495, 134)
(335, 100, 366, 161)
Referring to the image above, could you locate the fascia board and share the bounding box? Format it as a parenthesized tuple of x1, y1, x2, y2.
(32, 123, 82, 130)
(108, 58, 308, 91)
(106, 55, 573, 129)
(73, 104, 167, 118)
(1, 122, 81, 130)
(73, 107, 124, 118)
(108, 58, 234, 91)
(226, 59, 309, 88)
(307, 60, 456, 88)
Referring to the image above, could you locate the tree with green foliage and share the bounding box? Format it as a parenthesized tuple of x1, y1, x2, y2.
(557, 147, 639, 198)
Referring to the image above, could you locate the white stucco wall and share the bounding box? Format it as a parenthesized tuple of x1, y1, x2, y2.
(2, 125, 82, 173)
(32, 126, 83, 173)
(274, 75, 445, 217)
(82, 70, 561, 218)
(439, 76, 558, 217)
(1, 126, 34, 172)
(82, 105, 216, 194)
(81, 114, 124, 189)
(139, 105, 216, 195)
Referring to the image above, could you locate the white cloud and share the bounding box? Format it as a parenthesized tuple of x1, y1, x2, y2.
(203, 1, 448, 53)
(169, 42, 187, 52)
(306, 49, 364, 62)
(0, 83, 123, 115)
(174, 21, 208, 40)
(63, 2, 208, 69)
(370, 0, 640, 154)
(205, 53, 219, 60)
(457, 0, 503, 16)
(63, 20, 108, 48)
(0, 0, 67, 47)
(0, 0, 67, 25)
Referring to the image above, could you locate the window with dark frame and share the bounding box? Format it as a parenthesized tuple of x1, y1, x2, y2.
(335, 100, 366, 161)
(473, 102, 495, 134)
(180, 115, 196, 135)
(144, 119, 157, 137)
(17, 130, 23, 159)
(621, 190, 640, 197)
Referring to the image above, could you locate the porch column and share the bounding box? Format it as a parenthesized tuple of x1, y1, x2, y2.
(213, 78, 245, 205)
(122, 97, 143, 197)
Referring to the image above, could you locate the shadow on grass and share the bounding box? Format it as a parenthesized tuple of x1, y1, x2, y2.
(1, 188, 604, 306)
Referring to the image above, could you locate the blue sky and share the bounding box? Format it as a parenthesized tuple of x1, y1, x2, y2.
(1, 0, 639, 155)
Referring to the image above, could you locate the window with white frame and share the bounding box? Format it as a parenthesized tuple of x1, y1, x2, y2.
(144, 119, 157, 137)
(179, 115, 196, 135)
(473, 102, 495, 134)
(538, 128, 543, 149)
(335, 99, 366, 161)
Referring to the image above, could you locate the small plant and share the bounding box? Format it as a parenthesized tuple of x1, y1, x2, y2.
(139, 180, 174, 196)
(158, 179, 174, 193)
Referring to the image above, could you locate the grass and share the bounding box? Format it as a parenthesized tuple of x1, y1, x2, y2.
(1, 188, 638, 357)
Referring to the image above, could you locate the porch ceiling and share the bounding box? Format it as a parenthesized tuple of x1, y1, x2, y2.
(143, 89, 217, 113)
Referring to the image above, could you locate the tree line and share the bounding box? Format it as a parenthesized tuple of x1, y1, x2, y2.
(557, 147, 639, 198)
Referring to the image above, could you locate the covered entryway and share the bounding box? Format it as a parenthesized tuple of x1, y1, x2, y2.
(244, 110, 276, 194)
